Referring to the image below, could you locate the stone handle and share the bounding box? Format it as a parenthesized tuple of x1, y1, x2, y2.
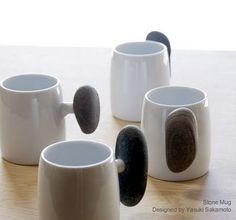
(146, 31, 171, 75)
(73, 85, 100, 134)
(165, 108, 197, 173)
(146, 31, 171, 58)
(115, 126, 148, 207)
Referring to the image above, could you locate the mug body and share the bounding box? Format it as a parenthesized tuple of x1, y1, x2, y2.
(110, 41, 170, 122)
(0, 74, 65, 165)
(39, 140, 120, 220)
(141, 86, 210, 181)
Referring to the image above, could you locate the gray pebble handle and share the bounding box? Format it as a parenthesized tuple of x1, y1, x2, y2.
(146, 31, 171, 58)
(73, 85, 100, 134)
(115, 126, 148, 207)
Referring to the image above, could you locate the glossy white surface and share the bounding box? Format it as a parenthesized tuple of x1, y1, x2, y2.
(110, 41, 170, 122)
(141, 86, 211, 181)
(0, 74, 73, 165)
(39, 140, 120, 220)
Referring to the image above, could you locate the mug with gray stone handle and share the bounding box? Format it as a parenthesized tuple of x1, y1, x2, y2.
(39, 126, 148, 220)
(0, 73, 100, 165)
(141, 86, 211, 181)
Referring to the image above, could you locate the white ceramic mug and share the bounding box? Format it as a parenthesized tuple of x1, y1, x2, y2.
(141, 86, 211, 181)
(0, 74, 100, 165)
(38, 126, 148, 220)
(110, 41, 170, 122)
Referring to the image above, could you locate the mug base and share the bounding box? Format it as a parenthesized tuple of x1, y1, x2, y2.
(1, 156, 39, 166)
(148, 170, 209, 182)
(112, 114, 141, 123)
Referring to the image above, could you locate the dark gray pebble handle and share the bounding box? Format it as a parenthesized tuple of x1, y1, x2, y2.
(115, 126, 148, 207)
(73, 85, 100, 134)
(166, 108, 197, 173)
(146, 31, 171, 58)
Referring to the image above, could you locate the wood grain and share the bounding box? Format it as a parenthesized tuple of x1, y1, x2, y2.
(0, 46, 235, 219)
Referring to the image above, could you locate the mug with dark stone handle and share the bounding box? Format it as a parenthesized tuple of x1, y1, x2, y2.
(38, 126, 148, 220)
(0, 74, 100, 165)
(141, 86, 211, 181)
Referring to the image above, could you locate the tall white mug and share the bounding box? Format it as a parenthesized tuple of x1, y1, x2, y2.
(110, 41, 170, 122)
(141, 86, 211, 181)
(0, 74, 100, 165)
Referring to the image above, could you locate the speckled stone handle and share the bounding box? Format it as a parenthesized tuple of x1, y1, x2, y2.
(73, 85, 100, 134)
(146, 31, 171, 58)
(166, 108, 197, 173)
(115, 126, 148, 207)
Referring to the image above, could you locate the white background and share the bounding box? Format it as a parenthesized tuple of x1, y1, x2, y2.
(0, 0, 235, 50)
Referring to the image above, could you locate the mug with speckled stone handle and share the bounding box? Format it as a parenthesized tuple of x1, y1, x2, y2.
(141, 86, 211, 181)
(39, 126, 148, 220)
(0, 73, 100, 165)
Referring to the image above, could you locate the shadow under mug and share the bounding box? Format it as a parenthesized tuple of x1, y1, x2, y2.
(0, 74, 100, 165)
(38, 126, 148, 220)
(110, 41, 170, 122)
(141, 86, 211, 181)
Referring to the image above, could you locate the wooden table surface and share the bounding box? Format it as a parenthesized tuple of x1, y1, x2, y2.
(0, 46, 235, 220)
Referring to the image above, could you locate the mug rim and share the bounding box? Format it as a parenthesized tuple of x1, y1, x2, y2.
(0, 73, 60, 93)
(41, 140, 114, 169)
(114, 41, 167, 57)
(145, 85, 208, 107)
